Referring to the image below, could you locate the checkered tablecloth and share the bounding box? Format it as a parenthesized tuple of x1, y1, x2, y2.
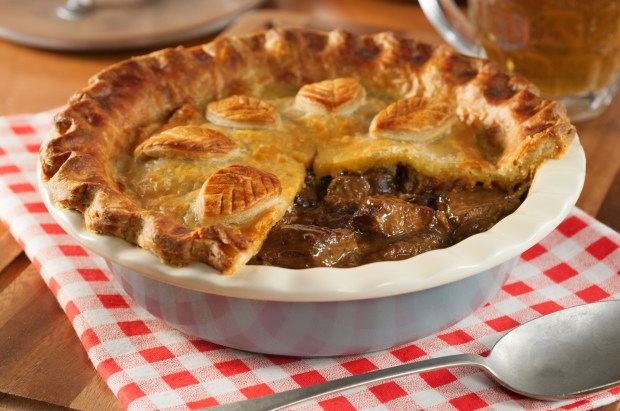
(1, 109, 619, 411)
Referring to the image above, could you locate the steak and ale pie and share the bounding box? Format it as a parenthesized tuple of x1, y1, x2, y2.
(39, 29, 576, 274)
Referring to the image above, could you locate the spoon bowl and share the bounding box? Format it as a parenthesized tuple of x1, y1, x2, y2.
(484, 300, 620, 400)
(210, 300, 620, 410)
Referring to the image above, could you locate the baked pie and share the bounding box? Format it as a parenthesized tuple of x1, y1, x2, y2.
(39, 29, 575, 274)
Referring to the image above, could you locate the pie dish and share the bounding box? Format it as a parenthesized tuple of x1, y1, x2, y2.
(38, 29, 585, 355)
(39, 28, 576, 275)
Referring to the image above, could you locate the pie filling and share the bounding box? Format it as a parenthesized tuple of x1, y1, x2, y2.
(252, 166, 521, 268)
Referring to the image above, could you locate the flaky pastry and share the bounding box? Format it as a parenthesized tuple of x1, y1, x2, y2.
(370, 97, 455, 143)
(207, 95, 281, 129)
(195, 164, 282, 225)
(295, 77, 366, 115)
(134, 125, 238, 160)
(39, 29, 575, 274)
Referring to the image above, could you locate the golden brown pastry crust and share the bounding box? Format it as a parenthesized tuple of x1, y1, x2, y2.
(207, 95, 281, 129)
(195, 164, 282, 224)
(369, 97, 455, 142)
(295, 77, 366, 115)
(39, 29, 576, 274)
(134, 125, 238, 160)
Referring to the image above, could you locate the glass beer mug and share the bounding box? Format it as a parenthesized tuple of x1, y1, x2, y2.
(419, 0, 620, 122)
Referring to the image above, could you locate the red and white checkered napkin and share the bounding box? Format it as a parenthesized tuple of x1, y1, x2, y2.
(1, 110, 619, 411)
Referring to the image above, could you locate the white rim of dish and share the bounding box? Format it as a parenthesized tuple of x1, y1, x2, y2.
(38, 138, 585, 302)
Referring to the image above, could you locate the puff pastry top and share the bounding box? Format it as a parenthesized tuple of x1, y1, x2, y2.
(369, 97, 455, 143)
(39, 29, 575, 274)
(195, 164, 282, 225)
(134, 125, 238, 159)
(295, 77, 366, 115)
(207, 95, 281, 129)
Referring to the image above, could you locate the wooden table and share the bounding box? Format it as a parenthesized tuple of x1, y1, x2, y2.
(0, 1, 618, 409)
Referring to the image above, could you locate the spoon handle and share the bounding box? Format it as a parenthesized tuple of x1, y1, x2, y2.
(208, 353, 484, 411)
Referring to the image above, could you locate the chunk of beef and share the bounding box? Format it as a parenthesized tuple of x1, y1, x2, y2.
(312, 173, 371, 228)
(453, 217, 495, 242)
(256, 224, 359, 268)
(352, 196, 435, 237)
(440, 188, 521, 225)
(316, 195, 359, 228)
(363, 228, 451, 263)
(326, 173, 370, 201)
(440, 188, 521, 240)
(364, 167, 395, 195)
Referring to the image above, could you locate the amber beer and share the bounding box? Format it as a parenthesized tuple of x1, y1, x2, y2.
(469, 0, 620, 105)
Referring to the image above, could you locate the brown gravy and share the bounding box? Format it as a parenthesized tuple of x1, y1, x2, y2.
(253, 165, 522, 269)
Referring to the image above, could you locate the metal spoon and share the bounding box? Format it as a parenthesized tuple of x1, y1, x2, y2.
(209, 300, 620, 410)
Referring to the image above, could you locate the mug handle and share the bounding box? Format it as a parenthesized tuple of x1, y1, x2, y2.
(418, 0, 485, 57)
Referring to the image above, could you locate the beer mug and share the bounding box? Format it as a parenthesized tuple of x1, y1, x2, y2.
(419, 0, 620, 122)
